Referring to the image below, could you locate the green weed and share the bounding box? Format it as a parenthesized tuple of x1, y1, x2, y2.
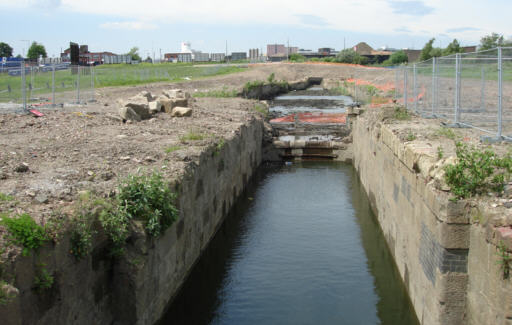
(33, 265, 54, 293)
(193, 87, 238, 98)
(496, 241, 511, 279)
(393, 106, 410, 120)
(117, 172, 178, 237)
(0, 280, 15, 305)
(435, 127, 457, 140)
(444, 142, 512, 199)
(165, 145, 182, 154)
(180, 131, 207, 142)
(406, 132, 416, 141)
(252, 104, 268, 117)
(1, 214, 49, 256)
(214, 139, 225, 156)
(0, 193, 14, 202)
(437, 146, 444, 159)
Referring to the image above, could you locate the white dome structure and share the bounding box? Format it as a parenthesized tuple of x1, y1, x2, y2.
(181, 42, 192, 54)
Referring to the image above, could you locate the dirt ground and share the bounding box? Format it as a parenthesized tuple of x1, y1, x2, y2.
(1, 62, 511, 251)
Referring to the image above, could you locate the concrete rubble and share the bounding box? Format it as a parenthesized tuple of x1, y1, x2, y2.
(118, 89, 192, 121)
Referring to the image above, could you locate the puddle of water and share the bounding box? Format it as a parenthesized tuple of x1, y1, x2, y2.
(159, 162, 419, 325)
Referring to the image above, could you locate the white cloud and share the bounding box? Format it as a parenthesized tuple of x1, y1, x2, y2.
(1, 0, 511, 44)
(100, 21, 157, 30)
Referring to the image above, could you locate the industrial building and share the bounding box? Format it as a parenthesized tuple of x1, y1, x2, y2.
(211, 53, 226, 62)
(231, 52, 247, 61)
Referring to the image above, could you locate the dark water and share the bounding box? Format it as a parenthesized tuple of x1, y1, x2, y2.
(159, 162, 419, 325)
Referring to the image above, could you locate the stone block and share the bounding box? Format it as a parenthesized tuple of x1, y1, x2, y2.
(171, 107, 192, 117)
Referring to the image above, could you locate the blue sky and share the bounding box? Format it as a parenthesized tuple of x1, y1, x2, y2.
(1, 0, 511, 57)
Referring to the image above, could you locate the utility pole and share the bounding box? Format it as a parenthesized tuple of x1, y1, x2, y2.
(344, 37, 346, 50)
(287, 38, 289, 60)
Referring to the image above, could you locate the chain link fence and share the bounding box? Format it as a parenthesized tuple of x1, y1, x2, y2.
(0, 62, 245, 113)
(394, 47, 512, 140)
(0, 62, 95, 112)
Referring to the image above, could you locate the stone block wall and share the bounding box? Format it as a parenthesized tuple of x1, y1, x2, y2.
(352, 114, 470, 325)
(0, 118, 264, 325)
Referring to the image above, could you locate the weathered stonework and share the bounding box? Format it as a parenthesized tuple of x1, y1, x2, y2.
(353, 113, 470, 325)
(0, 118, 264, 325)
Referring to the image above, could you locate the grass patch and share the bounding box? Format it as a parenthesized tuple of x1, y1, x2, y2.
(435, 127, 457, 140)
(444, 142, 512, 199)
(0, 193, 14, 202)
(252, 103, 268, 117)
(180, 131, 207, 142)
(165, 145, 182, 154)
(0, 63, 246, 103)
(406, 131, 416, 141)
(0, 213, 49, 256)
(193, 87, 238, 98)
(393, 106, 411, 120)
(69, 196, 95, 260)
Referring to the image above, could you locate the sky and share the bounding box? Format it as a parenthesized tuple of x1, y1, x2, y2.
(0, 0, 511, 58)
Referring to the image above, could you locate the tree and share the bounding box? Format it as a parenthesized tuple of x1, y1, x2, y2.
(479, 33, 511, 50)
(127, 47, 141, 61)
(419, 38, 435, 61)
(27, 42, 47, 60)
(0, 42, 13, 57)
(335, 49, 368, 65)
(443, 39, 463, 56)
(389, 50, 408, 64)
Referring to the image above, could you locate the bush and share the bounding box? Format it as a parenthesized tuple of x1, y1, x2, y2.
(389, 50, 408, 65)
(335, 49, 368, 65)
(289, 53, 306, 62)
(1, 214, 48, 256)
(69, 213, 94, 260)
(445, 142, 512, 199)
(118, 172, 178, 237)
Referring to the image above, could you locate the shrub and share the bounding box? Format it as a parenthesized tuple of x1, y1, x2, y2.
(118, 172, 178, 237)
(243, 80, 264, 93)
(389, 50, 408, 65)
(69, 213, 94, 259)
(289, 53, 306, 62)
(1, 214, 48, 256)
(444, 142, 512, 199)
(33, 265, 54, 293)
(393, 106, 411, 120)
(335, 49, 368, 65)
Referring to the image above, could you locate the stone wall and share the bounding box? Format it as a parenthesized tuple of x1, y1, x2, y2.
(1, 118, 264, 325)
(466, 221, 512, 324)
(352, 111, 470, 325)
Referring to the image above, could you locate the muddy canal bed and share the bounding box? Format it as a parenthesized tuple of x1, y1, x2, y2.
(159, 162, 419, 325)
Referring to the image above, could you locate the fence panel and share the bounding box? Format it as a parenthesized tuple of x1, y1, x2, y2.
(502, 47, 512, 138)
(458, 49, 500, 135)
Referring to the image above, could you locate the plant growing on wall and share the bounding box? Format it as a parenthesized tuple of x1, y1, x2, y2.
(444, 142, 512, 199)
(496, 241, 511, 279)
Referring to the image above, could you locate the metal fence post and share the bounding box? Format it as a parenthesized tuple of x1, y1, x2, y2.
(403, 67, 408, 109)
(77, 66, 80, 104)
(21, 61, 27, 111)
(52, 63, 56, 106)
(480, 67, 485, 111)
(394, 68, 398, 101)
(454, 53, 461, 124)
(91, 66, 95, 102)
(431, 57, 436, 116)
(354, 72, 358, 102)
(498, 47, 503, 138)
(413, 63, 417, 112)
